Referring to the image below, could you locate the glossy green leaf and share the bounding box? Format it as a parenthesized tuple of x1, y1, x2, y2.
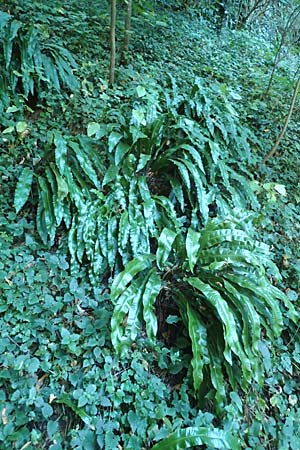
(111, 256, 154, 303)
(186, 303, 209, 390)
(156, 227, 177, 270)
(186, 228, 200, 272)
(200, 227, 252, 249)
(69, 141, 99, 188)
(56, 393, 91, 425)
(111, 278, 145, 354)
(87, 121, 100, 137)
(16, 121, 27, 133)
(108, 131, 123, 152)
(142, 269, 161, 341)
(151, 427, 240, 450)
(136, 85, 146, 97)
(224, 280, 261, 357)
(54, 132, 67, 176)
(0, 11, 11, 29)
(172, 159, 191, 191)
(115, 141, 131, 165)
(102, 165, 118, 186)
(187, 277, 244, 365)
(50, 163, 69, 201)
(170, 177, 185, 211)
(5, 20, 22, 68)
(224, 273, 283, 337)
(107, 216, 118, 269)
(14, 167, 33, 213)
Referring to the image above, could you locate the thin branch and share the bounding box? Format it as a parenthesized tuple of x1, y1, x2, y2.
(263, 77, 300, 164)
(109, 0, 116, 85)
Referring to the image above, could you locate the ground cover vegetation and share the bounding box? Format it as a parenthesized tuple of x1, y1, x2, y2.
(1, 0, 300, 448)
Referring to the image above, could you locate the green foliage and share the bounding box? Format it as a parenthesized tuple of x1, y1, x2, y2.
(0, 10, 78, 101)
(112, 212, 297, 405)
(16, 76, 259, 276)
(13, 52, 297, 409)
(151, 426, 240, 450)
(2, 0, 300, 448)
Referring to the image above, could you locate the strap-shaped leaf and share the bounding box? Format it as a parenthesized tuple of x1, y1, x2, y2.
(181, 143, 206, 174)
(118, 211, 130, 253)
(177, 157, 209, 222)
(107, 216, 118, 269)
(224, 273, 283, 337)
(0, 11, 11, 29)
(115, 141, 131, 165)
(38, 176, 56, 244)
(143, 198, 157, 235)
(151, 427, 240, 450)
(36, 195, 48, 245)
(153, 195, 180, 232)
(170, 177, 185, 212)
(200, 227, 252, 249)
(54, 132, 67, 176)
(69, 141, 99, 188)
(4, 20, 22, 68)
(125, 281, 144, 343)
(187, 277, 245, 365)
(208, 332, 226, 407)
(97, 214, 108, 259)
(186, 227, 200, 272)
(42, 54, 60, 90)
(223, 280, 261, 358)
(172, 159, 191, 191)
(14, 167, 33, 213)
(63, 166, 84, 207)
(111, 256, 154, 303)
(268, 284, 298, 323)
(198, 247, 262, 269)
(68, 217, 78, 265)
(142, 269, 161, 341)
(50, 163, 69, 201)
(186, 303, 209, 390)
(108, 131, 123, 153)
(45, 167, 64, 227)
(156, 227, 177, 270)
(111, 278, 144, 354)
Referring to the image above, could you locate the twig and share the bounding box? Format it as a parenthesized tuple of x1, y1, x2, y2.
(262, 77, 300, 164)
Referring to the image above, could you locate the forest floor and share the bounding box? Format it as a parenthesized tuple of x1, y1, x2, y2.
(1, 1, 300, 449)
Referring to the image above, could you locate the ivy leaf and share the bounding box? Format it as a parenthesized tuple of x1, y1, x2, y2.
(16, 121, 27, 133)
(87, 122, 100, 137)
(14, 167, 33, 213)
(136, 85, 146, 97)
(42, 403, 53, 419)
(108, 131, 123, 152)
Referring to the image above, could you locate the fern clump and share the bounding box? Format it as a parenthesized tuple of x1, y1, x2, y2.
(0, 10, 78, 102)
(14, 77, 297, 403)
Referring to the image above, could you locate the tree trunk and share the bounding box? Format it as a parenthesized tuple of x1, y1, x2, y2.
(109, 0, 117, 85)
